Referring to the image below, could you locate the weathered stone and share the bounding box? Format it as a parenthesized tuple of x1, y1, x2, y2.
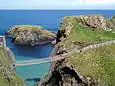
(60, 15, 109, 36)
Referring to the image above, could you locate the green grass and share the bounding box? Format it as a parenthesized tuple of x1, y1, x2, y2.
(13, 25, 42, 29)
(70, 25, 115, 42)
(61, 24, 115, 48)
(68, 44, 115, 86)
(0, 46, 25, 86)
(8, 25, 43, 33)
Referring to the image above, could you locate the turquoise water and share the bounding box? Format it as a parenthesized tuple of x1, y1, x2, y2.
(15, 55, 51, 86)
(6, 37, 53, 86)
(0, 10, 115, 86)
(16, 62, 51, 86)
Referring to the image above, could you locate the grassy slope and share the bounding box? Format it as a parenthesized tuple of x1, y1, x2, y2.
(71, 25, 115, 42)
(61, 24, 115, 50)
(0, 46, 25, 86)
(65, 24, 115, 43)
(68, 44, 115, 86)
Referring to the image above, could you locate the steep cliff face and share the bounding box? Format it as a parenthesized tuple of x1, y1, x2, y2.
(0, 46, 24, 86)
(8, 25, 55, 45)
(106, 16, 115, 31)
(38, 15, 115, 86)
(38, 59, 100, 86)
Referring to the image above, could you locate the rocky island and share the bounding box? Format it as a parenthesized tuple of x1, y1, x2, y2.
(38, 15, 115, 86)
(7, 25, 56, 46)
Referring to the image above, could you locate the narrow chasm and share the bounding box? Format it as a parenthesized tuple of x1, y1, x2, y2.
(40, 63, 89, 86)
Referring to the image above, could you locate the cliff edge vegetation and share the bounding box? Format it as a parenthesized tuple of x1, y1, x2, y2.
(68, 44, 115, 86)
(0, 46, 25, 86)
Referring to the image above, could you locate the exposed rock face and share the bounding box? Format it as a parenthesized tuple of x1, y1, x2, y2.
(38, 58, 98, 86)
(60, 15, 108, 36)
(60, 16, 76, 36)
(80, 15, 106, 29)
(56, 30, 66, 44)
(8, 25, 55, 45)
(106, 16, 115, 30)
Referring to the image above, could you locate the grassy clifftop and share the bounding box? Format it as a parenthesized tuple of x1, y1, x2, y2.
(0, 46, 24, 86)
(59, 15, 115, 49)
(68, 44, 115, 86)
(62, 15, 115, 86)
(60, 24, 115, 51)
(8, 25, 42, 31)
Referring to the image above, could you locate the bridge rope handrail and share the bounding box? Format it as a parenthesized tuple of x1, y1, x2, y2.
(16, 40, 115, 66)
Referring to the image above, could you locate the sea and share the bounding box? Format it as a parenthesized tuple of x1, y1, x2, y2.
(0, 10, 115, 86)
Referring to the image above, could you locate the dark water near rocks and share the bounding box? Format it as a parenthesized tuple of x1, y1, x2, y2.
(0, 10, 115, 86)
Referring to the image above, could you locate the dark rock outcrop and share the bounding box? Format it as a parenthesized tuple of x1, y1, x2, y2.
(38, 58, 98, 86)
(56, 29, 66, 44)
